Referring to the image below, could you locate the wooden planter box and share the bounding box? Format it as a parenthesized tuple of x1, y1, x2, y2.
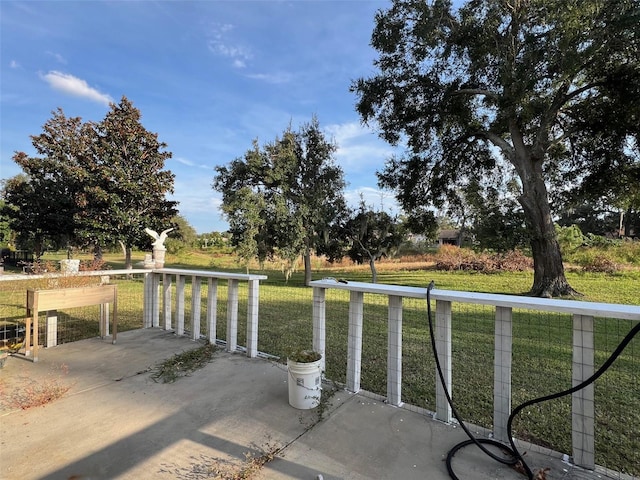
(25, 284, 118, 362)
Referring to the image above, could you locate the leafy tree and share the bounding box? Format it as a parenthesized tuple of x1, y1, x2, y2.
(199, 231, 230, 249)
(214, 141, 269, 271)
(400, 208, 438, 243)
(0, 199, 12, 247)
(213, 117, 349, 283)
(346, 199, 404, 283)
(555, 201, 620, 237)
(461, 178, 528, 252)
(352, 0, 640, 296)
(3, 98, 177, 266)
(555, 224, 586, 257)
(295, 117, 350, 284)
(80, 96, 177, 267)
(558, 124, 640, 237)
(165, 215, 198, 254)
(2, 110, 93, 258)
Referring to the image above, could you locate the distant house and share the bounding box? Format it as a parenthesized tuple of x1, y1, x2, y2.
(438, 229, 461, 246)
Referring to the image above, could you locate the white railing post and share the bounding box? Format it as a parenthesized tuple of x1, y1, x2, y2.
(435, 299, 452, 423)
(246, 279, 259, 358)
(207, 278, 218, 344)
(142, 272, 155, 328)
(387, 295, 403, 406)
(493, 306, 513, 443)
(572, 314, 595, 470)
(226, 279, 239, 352)
(175, 275, 185, 336)
(191, 276, 201, 341)
(163, 273, 172, 330)
(152, 273, 160, 327)
(347, 290, 364, 393)
(312, 286, 326, 373)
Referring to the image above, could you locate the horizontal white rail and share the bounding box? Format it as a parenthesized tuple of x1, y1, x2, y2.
(154, 268, 268, 282)
(0, 268, 151, 282)
(309, 279, 640, 320)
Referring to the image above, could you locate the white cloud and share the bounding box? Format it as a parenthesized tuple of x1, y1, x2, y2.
(46, 51, 67, 64)
(207, 23, 251, 68)
(245, 71, 292, 84)
(41, 71, 113, 105)
(232, 59, 246, 69)
(173, 157, 212, 170)
(10, 60, 19, 68)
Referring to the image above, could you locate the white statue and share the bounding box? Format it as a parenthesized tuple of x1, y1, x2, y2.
(145, 227, 174, 249)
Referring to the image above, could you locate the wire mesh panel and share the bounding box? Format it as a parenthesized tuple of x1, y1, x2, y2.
(450, 303, 496, 427)
(256, 284, 315, 359)
(0, 273, 146, 350)
(322, 288, 350, 384)
(510, 310, 573, 454)
(358, 293, 389, 395)
(593, 317, 639, 477)
(401, 296, 435, 411)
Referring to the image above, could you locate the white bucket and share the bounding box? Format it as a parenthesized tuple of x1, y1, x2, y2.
(287, 358, 322, 409)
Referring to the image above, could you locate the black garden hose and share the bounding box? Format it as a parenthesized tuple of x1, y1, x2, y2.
(426, 281, 640, 480)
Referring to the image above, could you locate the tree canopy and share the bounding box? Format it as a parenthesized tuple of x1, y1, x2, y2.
(213, 117, 349, 282)
(3, 97, 177, 266)
(4, 110, 93, 258)
(352, 0, 640, 296)
(346, 198, 404, 283)
(87, 97, 177, 266)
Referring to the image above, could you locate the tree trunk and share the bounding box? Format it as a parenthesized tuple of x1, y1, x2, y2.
(518, 170, 579, 297)
(624, 206, 633, 237)
(304, 249, 312, 286)
(93, 243, 103, 261)
(118, 241, 132, 269)
(369, 257, 378, 283)
(125, 246, 132, 270)
(33, 237, 44, 260)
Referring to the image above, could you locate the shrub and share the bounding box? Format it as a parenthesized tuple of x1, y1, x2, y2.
(555, 224, 586, 255)
(434, 246, 533, 273)
(618, 240, 640, 264)
(79, 258, 111, 271)
(434, 245, 477, 271)
(581, 256, 620, 274)
(496, 250, 534, 271)
(18, 259, 59, 274)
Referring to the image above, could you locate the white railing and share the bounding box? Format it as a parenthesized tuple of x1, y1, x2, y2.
(308, 279, 640, 471)
(144, 268, 268, 357)
(0, 268, 268, 359)
(0, 268, 150, 282)
(0, 269, 150, 351)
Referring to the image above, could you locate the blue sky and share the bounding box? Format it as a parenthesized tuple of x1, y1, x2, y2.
(0, 0, 402, 234)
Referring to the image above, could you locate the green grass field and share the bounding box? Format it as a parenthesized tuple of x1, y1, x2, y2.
(1, 249, 638, 474)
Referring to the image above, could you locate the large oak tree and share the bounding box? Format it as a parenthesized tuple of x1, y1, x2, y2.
(352, 0, 640, 296)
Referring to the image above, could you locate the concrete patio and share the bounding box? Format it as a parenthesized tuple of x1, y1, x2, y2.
(0, 329, 605, 480)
